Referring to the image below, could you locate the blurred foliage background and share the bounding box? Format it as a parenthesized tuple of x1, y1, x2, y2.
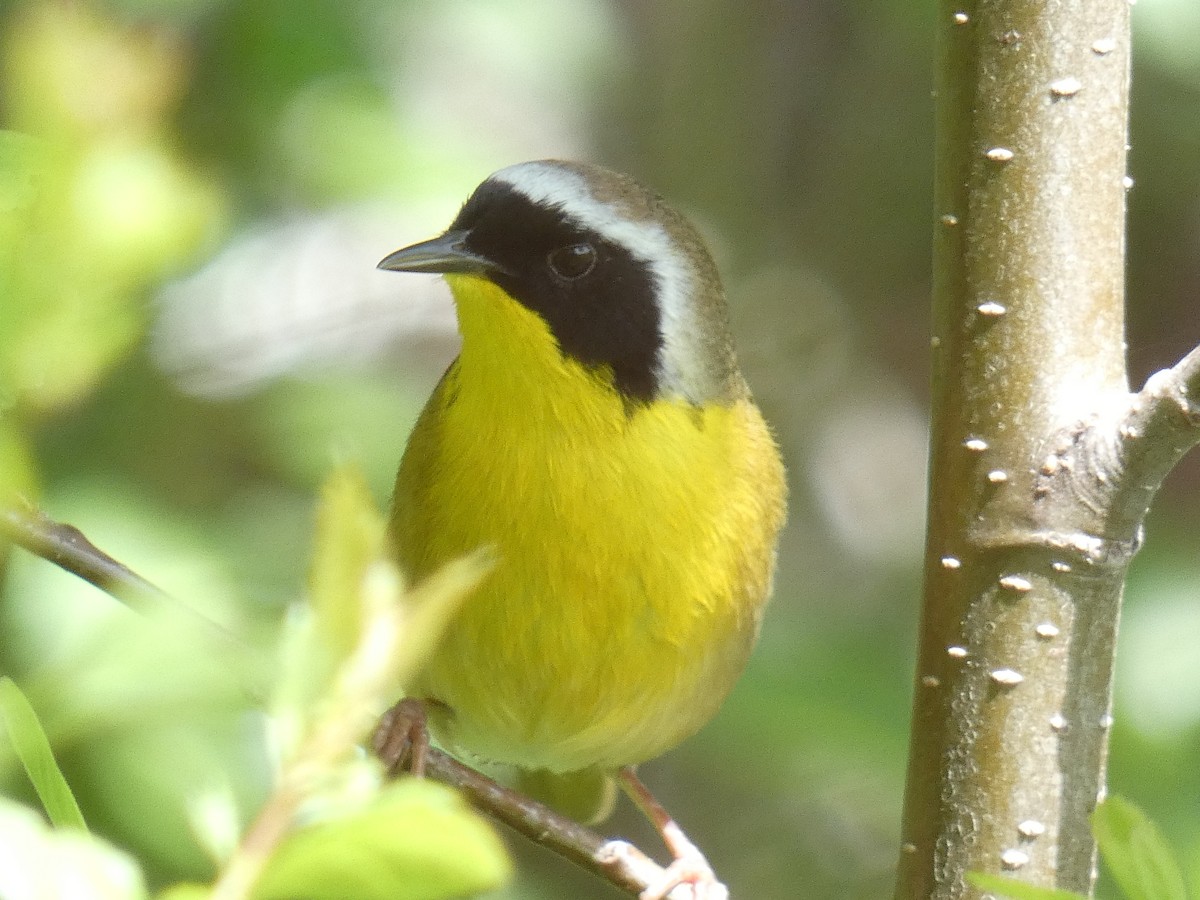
(0, 0, 1198, 897)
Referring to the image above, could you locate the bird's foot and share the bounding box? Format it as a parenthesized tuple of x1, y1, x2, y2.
(638, 819, 728, 900)
(617, 768, 729, 900)
(372, 697, 429, 777)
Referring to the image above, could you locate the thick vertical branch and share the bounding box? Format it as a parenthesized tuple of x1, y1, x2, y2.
(896, 1, 1132, 898)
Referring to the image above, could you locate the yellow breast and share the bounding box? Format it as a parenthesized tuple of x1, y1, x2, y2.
(390, 276, 785, 773)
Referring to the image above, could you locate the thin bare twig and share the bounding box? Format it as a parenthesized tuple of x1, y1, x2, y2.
(1, 500, 249, 665)
(1110, 347, 1200, 519)
(421, 747, 683, 898)
(1, 501, 169, 612)
(1026, 346, 1200, 561)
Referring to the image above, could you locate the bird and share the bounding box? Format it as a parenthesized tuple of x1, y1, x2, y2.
(375, 159, 786, 899)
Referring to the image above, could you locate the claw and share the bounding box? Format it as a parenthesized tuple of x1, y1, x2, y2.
(372, 698, 430, 777)
(638, 820, 728, 900)
(618, 768, 729, 900)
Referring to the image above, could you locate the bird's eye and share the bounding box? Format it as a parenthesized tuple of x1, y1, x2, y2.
(547, 243, 597, 280)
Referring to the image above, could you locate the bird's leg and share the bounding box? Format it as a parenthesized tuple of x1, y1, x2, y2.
(372, 697, 430, 778)
(617, 767, 728, 900)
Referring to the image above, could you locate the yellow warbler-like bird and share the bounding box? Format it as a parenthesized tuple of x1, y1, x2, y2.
(377, 160, 786, 897)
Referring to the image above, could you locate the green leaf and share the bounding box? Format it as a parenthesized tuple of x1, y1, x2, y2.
(1092, 795, 1189, 900)
(0, 797, 145, 899)
(308, 465, 389, 666)
(967, 872, 1086, 899)
(252, 779, 512, 900)
(298, 464, 491, 701)
(0, 677, 87, 831)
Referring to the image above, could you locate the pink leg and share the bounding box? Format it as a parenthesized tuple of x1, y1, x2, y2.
(618, 767, 728, 900)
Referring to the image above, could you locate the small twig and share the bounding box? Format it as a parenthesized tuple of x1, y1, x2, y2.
(1, 501, 170, 613)
(1, 500, 252, 658)
(422, 747, 682, 898)
(1114, 345, 1200, 506)
(1041, 344, 1200, 548)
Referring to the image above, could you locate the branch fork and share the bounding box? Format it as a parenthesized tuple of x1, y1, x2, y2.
(1028, 347, 1200, 557)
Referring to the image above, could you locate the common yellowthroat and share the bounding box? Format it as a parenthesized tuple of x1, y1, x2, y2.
(377, 160, 786, 896)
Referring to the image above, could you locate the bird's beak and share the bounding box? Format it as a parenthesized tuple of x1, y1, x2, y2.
(377, 230, 493, 275)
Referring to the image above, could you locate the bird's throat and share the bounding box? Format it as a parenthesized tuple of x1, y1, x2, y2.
(446, 273, 629, 427)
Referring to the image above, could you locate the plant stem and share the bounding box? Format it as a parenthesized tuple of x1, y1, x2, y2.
(897, 1, 1133, 896)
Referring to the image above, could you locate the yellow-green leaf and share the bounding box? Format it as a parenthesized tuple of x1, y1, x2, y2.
(0, 677, 86, 831)
(1092, 795, 1189, 900)
(308, 465, 390, 665)
(252, 779, 511, 900)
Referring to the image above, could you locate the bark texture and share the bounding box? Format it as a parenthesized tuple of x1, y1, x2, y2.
(896, 1, 1137, 896)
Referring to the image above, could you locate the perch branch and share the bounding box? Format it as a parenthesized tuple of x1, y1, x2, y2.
(421, 748, 686, 898)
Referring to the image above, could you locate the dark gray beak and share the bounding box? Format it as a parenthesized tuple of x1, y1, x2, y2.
(377, 230, 493, 275)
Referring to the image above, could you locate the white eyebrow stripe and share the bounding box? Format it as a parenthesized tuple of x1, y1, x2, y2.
(491, 161, 710, 404)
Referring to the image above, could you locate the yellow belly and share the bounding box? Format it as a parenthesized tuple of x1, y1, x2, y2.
(389, 278, 786, 773)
